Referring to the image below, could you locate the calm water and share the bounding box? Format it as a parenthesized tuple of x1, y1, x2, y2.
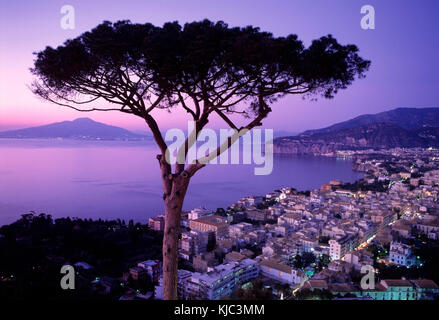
(0, 139, 363, 226)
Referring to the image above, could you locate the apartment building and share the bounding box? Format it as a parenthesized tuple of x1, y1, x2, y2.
(137, 260, 162, 283)
(188, 207, 212, 220)
(190, 215, 229, 236)
(183, 259, 259, 300)
(228, 222, 253, 237)
(155, 269, 192, 300)
(179, 230, 210, 261)
(245, 210, 268, 222)
(259, 259, 304, 285)
(329, 235, 358, 260)
(389, 241, 415, 267)
(148, 215, 164, 232)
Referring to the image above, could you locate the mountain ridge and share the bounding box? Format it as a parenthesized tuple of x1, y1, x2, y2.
(0, 118, 151, 141)
(274, 107, 439, 154)
(301, 107, 439, 136)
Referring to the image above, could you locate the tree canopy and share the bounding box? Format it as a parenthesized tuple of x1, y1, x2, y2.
(32, 19, 370, 165)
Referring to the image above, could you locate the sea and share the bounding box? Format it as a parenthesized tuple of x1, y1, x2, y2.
(0, 139, 363, 226)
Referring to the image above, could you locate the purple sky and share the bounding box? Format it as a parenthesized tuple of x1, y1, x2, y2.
(1, 0, 438, 133)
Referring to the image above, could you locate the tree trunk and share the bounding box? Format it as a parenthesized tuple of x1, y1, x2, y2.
(162, 175, 190, 300)
(162, 198, 183, 300)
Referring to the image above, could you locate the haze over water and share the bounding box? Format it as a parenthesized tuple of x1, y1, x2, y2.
(0, 139, 363, 226)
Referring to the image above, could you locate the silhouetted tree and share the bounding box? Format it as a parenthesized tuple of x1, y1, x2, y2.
(294, 288, 334, 300)
(302, 252, 316, 267)
(235, 280, 273, 300)
(294, 254, 303, 269)
(31, 19, 370, 299)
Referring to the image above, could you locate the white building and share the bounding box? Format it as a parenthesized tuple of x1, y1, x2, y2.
(228, 222, 253, 237)
(298, 236, 318, 253)
(259, 259, 304, 285)
(179, 230, 209, 261)
(415, 218, 439, 240)
(329, 235, 358, 260)
(184, 259, 259, 300)
(155, 269, 192, 300)
(241, 196, 264, 206)
(188, 207, 212, 220)
(389, 241, 415, 267)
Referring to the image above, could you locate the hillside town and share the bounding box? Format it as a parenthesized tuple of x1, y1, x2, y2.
(147, 147, 439, 300)
(2, 147, 439, 300)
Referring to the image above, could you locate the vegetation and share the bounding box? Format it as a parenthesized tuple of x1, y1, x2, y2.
(235, 280, 273, 300)
(292, 252, 316, 269)
(376, 240, 439, 285)
(293, 288, 334, 300)
(339, 180, 388, 193)
(0, 213, 162, 299)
